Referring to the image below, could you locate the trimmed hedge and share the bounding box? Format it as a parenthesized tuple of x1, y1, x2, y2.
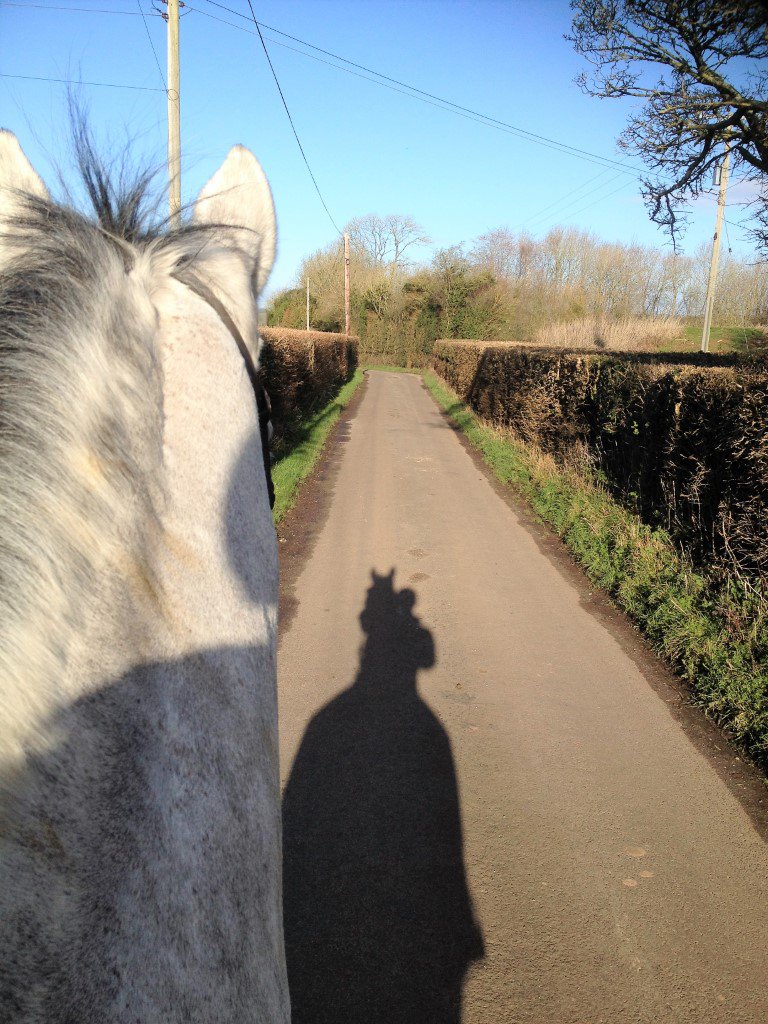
(433, 340, 768, 580)
(259, 328, 358, 446)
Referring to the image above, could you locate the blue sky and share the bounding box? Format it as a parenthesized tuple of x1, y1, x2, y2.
(1, 0, 759, 297)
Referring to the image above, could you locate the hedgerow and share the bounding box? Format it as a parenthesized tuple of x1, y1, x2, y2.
(433, 341, 768, 580)
(259, 328, 358, 450)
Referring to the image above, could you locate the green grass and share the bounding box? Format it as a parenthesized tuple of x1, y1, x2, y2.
(423, 370, 768, 771)
(272, 370, 364, 523)
(665, 325, 768, 353)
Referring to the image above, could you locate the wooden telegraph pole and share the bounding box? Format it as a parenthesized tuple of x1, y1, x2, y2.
(166, 0, 181, 228)
(344, 233, 351, 336)
(306, 279, 310, 331)
(701, 144, 731, 353)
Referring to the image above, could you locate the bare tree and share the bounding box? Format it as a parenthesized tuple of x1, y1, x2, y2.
(471, 228, 525, 279)
(568, 1, 768, 245)
(346, 215, 389, 267)
(386, 215, 431, 275)
(346, 214, 430, 279)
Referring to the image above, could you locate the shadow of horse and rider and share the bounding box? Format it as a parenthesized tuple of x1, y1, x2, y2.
(282, 569, 484, 1024)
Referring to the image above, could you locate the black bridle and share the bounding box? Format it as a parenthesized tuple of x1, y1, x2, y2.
(181, 275, 275, 509)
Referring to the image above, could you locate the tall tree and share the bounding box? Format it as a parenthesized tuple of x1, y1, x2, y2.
(346, 214, 431, 279)
(568, 1, 768, 245)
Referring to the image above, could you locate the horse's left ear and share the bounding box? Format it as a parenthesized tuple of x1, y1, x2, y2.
(0, 131, 49, 227)
(193, 145, 276, 295)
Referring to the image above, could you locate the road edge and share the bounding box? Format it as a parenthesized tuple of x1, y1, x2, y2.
(277, 371, 370, 640)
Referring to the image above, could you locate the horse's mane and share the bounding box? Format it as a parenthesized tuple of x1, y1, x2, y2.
(0, 141, 197, 764)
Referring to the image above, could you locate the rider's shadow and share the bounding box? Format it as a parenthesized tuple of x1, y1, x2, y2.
(282, 570, 484, 1024)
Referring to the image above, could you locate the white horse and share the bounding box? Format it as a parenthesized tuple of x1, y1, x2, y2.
(0, 130, 289, 1022)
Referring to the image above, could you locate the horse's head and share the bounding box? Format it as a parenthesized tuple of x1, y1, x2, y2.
(0, 129, 276, 369)
(0, 132, 280, 766)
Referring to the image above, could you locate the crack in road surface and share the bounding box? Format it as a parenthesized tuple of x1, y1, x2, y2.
(277, 370, 768, 1024)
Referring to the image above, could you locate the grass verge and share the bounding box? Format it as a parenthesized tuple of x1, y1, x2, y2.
(272, 370, 364, 523)
(423, 370, 768, 772)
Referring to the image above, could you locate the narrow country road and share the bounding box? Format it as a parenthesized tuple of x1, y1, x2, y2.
(277, 370, 768, 1024)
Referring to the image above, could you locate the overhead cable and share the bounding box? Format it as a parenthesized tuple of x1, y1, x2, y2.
(0, 2, 157, 13)
(562, 179, 636, 221)
(137, 1, 167, 92)
(243, 0, 342, 235)
(196, 0, 640, 178)
(521, 168, 620, 228)
(0, 71, 164, 91)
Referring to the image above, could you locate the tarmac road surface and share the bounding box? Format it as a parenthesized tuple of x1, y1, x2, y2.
(277, 370, 768, 1024)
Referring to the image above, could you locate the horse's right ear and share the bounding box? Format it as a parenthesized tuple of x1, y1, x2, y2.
(0, 131, 49, 225)
(192, 145, 276, 295)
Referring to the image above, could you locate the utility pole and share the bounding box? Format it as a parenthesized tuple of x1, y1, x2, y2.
(166, 0, 181, 228)
(306, 279, 310, 331)
(701, 144, 730, 353)
(344, 233, 350, 336)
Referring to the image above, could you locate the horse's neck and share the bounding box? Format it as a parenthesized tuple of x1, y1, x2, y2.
(150, 279, 276, 661)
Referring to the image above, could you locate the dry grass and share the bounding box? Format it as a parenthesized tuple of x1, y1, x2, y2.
(533, 316, 682, 352)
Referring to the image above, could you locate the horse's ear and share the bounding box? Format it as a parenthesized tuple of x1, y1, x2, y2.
(192, 145, 276, 295)
(0, 131, 49, 224)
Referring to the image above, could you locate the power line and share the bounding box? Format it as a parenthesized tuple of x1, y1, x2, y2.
(724, 215, 733, 254)
(562, 178, 636, 221)
(0, 1, 158, 13)
(192, 1, 623, 171)
(137, 1, 167, 92)
(724, 216, 756, 243)
(9, 0, 751, 243)
(263, 24, 638, 175)
(10, 0, 642, 179)
(521, 168, 619, 228)
(0, 71, 164, 91)
(196, 0, 640, 178)
(524, 174, 637, 233)
(524, 172, 631, 231)
(265, 25, 636, 174)
(243, 0, 342, 236)
(5, 0, 342, 233)
(195, 1, 646, 234)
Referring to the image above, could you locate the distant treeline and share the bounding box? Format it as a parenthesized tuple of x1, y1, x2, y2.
(267, 216, 768, 365)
